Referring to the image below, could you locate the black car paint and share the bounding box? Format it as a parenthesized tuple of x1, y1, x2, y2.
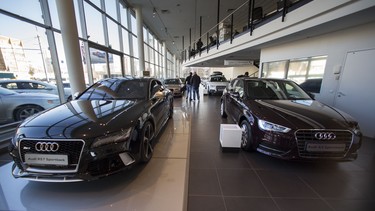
(9, 77, 174, 181)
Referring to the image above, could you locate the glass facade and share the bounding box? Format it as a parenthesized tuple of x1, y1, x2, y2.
(0, 0, 177, 125)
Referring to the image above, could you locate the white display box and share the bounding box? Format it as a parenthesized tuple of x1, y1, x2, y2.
(220, 124, 242, 149)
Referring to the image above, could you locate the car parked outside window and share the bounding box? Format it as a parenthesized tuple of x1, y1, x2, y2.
(0, 79, 71, 99)
(0, 87, 60, 124)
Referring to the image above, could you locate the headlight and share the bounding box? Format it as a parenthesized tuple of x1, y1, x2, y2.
(92, 128, 132, 148)
(258, 119, 291, 133)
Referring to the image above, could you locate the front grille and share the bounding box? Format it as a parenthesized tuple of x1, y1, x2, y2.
(295, 130, 353, 159)
(19, 139, 85, 172)
(216, 86, 226, 91)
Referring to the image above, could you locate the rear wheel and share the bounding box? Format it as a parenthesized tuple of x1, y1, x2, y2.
(240, 120, 255, 151)
(15, 105, 43, 121)
(220, 100, 227, 118)
(140, 121, 154, 163)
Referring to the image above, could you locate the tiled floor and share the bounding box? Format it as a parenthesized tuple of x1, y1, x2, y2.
(186, 95, 375, 211)
(0, 107, 191, 211)
(1, 93, 374, 211)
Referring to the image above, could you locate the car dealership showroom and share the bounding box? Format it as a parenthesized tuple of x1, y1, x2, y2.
(1, 0, 375, 211)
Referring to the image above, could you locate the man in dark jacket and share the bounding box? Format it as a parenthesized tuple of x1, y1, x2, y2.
(185, 72, 193, 100)
(190, 71, 201, 101)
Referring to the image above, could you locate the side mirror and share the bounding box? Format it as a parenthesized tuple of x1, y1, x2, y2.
(231, 92, 240, 98)
(73, 92, 80, 100)
(307, 92, 315, 100)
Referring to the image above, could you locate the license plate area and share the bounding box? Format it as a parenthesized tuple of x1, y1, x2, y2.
(305, 143, 346, 152)
(25, 153, 68, 166)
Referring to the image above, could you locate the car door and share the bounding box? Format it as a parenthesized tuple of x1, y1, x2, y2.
(149, 80, 167, 132)
(0, 94, 6, 123)
(229, 80, 246, 122)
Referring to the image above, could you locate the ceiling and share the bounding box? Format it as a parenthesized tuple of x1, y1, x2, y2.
(124, 0, 375, 67)
(124, 0, 248, 60)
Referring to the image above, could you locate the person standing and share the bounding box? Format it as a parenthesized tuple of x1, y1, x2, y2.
(185, 72, 193, 100)
(191, 71, 201, 101)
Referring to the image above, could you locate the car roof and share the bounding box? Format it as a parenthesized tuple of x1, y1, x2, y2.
(242, 78, 293, 83)
(99, 76, 159, 83)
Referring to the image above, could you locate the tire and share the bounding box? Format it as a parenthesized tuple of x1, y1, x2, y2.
(220, 100, 227, 118)
(240, 120, 255, 151)
(15, 105, 43, 121)
(139, 121, 154, 163)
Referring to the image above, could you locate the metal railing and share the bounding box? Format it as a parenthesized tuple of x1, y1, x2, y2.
(182, 0, 312, 62)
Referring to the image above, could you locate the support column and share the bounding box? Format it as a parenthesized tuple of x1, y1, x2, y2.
(55, 0, 86, 95)
(172, 55, 180, 78)
(135, 6, 145, 75)
(163, 42, 167, 78)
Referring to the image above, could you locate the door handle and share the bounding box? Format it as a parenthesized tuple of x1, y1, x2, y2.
(337, 91, 346, 97)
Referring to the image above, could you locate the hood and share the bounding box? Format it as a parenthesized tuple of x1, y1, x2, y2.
(246, 99, 356, 130)
(19, 99, 141, 139)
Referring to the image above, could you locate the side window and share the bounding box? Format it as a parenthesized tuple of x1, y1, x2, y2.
(31, 83, 46, 89)
(19, 82, 33, 89)
(234, 80, 244, 97)
(3, 82, 17, 89)
(150, 80, 162, 97)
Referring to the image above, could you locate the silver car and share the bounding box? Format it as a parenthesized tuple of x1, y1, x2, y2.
(0, 79, 71, 99)
(0, 87, 60, 124)
(163, 78, 184, 97)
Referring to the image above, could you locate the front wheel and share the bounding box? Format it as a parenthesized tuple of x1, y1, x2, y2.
(139, 121, 154, 163)
(240, 120, 255, 151)
(15, 105, 43, 121)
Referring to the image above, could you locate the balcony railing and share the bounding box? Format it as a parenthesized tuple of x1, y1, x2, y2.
(182, 0, 313, 62)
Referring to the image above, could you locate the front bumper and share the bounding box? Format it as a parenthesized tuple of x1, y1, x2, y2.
(9, 138, 137, 182)
(255, 129, 361, 161)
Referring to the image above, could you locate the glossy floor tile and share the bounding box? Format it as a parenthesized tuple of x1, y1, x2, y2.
(0, 108, 190, 211)
(186, 95, 375, 211)
(1, 94, 374, 211)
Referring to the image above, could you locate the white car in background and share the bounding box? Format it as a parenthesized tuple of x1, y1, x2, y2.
(0, 79, 71, 99)
(0, 87, 60, 124)
(204, 74, 229, 95)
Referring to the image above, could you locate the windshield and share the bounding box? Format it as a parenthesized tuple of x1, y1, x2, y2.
(245, 80, 311, 100)
(210, 76, 227, 82)
(164, 79, 181, 84)
(79, 80, 148, 100)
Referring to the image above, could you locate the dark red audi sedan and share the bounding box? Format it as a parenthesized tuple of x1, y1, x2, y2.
(220, 78, 362, 160)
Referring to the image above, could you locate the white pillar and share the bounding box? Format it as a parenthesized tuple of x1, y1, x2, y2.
(55, 0, 86, 95)
(163, 42, 167, 78)
(173, 55, 176, 77)
(135, 6, 145, 75)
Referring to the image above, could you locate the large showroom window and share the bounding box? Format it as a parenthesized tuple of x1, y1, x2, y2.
(0, 0, 176, 126)
(261, 56, 327, 84)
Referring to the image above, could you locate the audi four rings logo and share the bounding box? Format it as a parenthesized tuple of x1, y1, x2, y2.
(35, 142, 59, 152)
(314, 132, 336, 140)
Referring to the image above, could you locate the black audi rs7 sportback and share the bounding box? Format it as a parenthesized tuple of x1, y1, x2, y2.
(9, 77, 174, 182)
